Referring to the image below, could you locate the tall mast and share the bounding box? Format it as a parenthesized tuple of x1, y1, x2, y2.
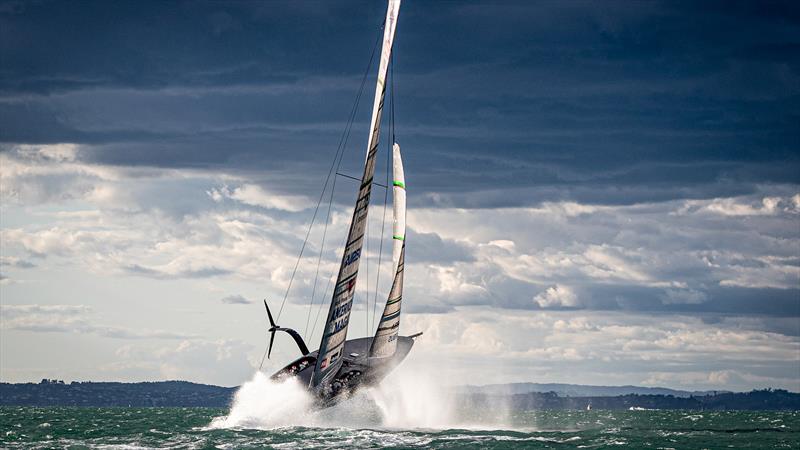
(312, 0, 401, 389)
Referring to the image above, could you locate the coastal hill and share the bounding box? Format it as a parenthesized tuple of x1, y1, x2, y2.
(455, 382, 726, 398)
(0, 380, 235, 407)
(1, 379, 798, 410)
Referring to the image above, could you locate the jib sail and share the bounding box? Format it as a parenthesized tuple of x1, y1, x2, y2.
(369, 144, 406, 358)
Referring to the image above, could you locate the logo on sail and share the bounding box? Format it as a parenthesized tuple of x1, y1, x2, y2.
(343, 249, 361, 267)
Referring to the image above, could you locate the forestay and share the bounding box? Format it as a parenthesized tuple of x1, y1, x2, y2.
(311, 0, 402, 389)
(369, 143, 406, 358)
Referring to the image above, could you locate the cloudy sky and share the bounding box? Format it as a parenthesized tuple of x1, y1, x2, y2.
(1, 0, 798, 391)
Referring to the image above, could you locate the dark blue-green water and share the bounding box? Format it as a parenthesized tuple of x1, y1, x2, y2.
(1, 407, 797, 449)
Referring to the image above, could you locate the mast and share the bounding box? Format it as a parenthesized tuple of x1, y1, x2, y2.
(311, 0, 401, 389)
(369, 144, 405, 358)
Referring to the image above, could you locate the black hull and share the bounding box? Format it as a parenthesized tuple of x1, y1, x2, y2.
(271, 335, 416, 408)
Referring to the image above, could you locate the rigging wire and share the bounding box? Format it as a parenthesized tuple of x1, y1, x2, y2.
(273, 22, 381, 324)
(263, 15, 396, 363)
(309, 269, 334, 343)
(258, 341, 269, 371)
(306, 22, 384, 343)
(301, 29, 381, 339)
(309, 147, 349, 342)
(275, 160, 335, 323)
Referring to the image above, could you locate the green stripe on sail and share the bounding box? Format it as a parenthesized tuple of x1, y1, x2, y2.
(386, 296, 402, 306)
(393, 235, 405, 240)
(393, 181, 405, 188)
(380, 310, 401, 322)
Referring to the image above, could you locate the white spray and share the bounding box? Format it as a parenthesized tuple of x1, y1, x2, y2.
(211, 367, 512, 430)
(368, 369, 458, 429)
(209, 372, 316, 429)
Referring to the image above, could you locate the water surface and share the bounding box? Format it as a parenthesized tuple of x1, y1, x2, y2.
(2, 407, 797, 449)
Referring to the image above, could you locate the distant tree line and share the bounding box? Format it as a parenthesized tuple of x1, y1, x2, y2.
(1, 381, 798, 410)
(0, 381, 236, 407)
(462, 389, 800, 411)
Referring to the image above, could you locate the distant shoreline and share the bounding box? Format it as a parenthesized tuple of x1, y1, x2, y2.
(1, 380, 798, 410)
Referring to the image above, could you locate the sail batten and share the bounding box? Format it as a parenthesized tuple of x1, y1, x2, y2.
(311, 0, 401, 389)
(369, 143, 406, 359)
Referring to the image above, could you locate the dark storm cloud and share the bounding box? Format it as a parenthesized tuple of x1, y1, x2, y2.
(0, 0, 381, 93)
(1, 0, 798, 206)
(587, 284, 800, 317)
(405, 229, 474, 264)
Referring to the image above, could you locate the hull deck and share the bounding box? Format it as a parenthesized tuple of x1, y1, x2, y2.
(271, 335, 416, 407)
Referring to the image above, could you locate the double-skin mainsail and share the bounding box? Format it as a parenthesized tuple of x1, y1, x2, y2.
(311, 0, 402, 389)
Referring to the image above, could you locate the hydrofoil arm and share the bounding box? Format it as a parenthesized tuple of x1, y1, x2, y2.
(264, 300, 310, 358)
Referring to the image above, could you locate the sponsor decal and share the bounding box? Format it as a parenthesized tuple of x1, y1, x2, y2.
(328, 300, 352, 334)
(332, 316, 349, 333)
(331, 301, 352, 320)
(343, 249, 361, 267)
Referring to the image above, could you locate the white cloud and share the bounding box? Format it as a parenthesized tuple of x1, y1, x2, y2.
(533, 284, 581, 308)
(580, 245, 652, 284)
(0, 304, 195, 339)
(0, 256, 36, 269)
(641, 369, 800, 391)
(155, 339, 254, 384)
(16, 143, 80, 162)
(402, 308, 800, 390)
(433, 265, 485, 296)
(99, 339, 255, 385)
(208, 184, 308, 212)
(0, 304, 90, 319)
(4, 146, 797, 296)
(0, 144, 126, 205)
(487, 240, 515, 251)
(660, 288, 708, 305)
(678, 194, 800, 216)
(533, 201, 605, 218)
(1, 144, 799, 389)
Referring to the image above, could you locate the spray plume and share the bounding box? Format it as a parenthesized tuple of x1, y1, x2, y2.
(211, 367, 512, 430)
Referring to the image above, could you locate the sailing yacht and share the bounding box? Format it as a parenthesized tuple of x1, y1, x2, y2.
(261, 0, 419, 407)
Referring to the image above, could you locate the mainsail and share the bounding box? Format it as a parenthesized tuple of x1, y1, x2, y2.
(369, 144, 406, 358)
(311, 0, 401, 389)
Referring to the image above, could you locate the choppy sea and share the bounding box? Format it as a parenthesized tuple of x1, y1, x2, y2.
(2, 374, 798, 448)
(2, 407, 797, 449)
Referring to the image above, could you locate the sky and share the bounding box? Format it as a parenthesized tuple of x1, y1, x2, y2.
(1, 0, 798, 391)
